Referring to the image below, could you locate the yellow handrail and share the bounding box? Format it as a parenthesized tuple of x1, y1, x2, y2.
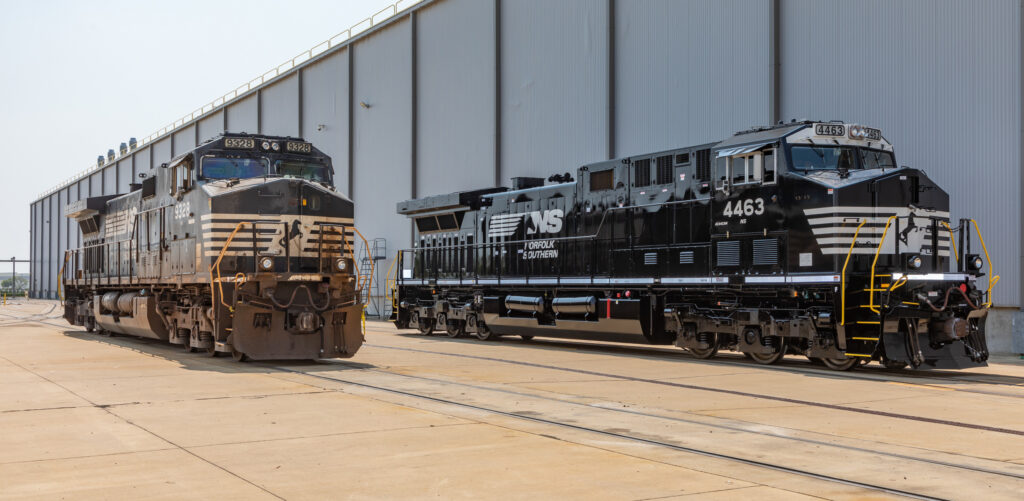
(940, 221, 959, 266)
(868, 215, 898, 314)
(840, 220, 866, 326)
(209, 221, 251, 311)
(970, 219, 1000, 308)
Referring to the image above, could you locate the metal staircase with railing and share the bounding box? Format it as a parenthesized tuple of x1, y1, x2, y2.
(838, 216, 999, 364)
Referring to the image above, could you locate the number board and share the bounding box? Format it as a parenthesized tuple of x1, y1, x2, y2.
(814, 124, 845, 137)
(224, 137, 255, 149)
(863, 127, 882, 141)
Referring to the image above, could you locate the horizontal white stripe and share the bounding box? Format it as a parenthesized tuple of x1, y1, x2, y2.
(816, 237, 950, 246)
(891, 273, 971, 281)
(745, 276, 786, 283)
(803, 206, 950, 217)
(787, 274, 841, 283)
(662, 277, 712, 284)
(811, 227, 952, 237)
(558, 278, 593, 284)
(820, 248, 950, 256)
(807, 216, 951, 226)
(609, 278, 655, 285)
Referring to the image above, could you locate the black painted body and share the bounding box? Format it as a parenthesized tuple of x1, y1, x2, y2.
(395, 122, 992, 370)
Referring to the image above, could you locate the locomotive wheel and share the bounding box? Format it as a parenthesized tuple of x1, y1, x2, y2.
(747, 339, 787, 365)
(232, 348, 249, 362)
(84, 316, 96, 333)
(688, 333, 718, 359)
(446, 318, 466, 338)
(416, 315, 435, 335)
(820, 357, 860, 371)
(475, 324, 498, 341)
(206, 342, 221, 357)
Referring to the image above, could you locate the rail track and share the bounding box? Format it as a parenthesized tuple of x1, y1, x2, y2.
(8, 310, 1024, 498)
(386, 331, 1024, 397)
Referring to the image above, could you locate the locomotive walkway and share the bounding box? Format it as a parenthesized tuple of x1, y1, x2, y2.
(1, 300, 1022, 500)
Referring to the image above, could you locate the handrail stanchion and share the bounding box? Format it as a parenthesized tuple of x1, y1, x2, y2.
(840, 220, 866, 326)
(970, 219, 1000, 308)
(868, 215, 898, 315)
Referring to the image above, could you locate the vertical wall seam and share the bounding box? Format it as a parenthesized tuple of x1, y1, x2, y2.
(256, 89, 263, 134)
(411, 10, 419, 244)
(411, 10, 418, 200)
(348, 46, 355, 198)
(1020, 0, 1024, 309)
(297, 70, 304, 138)
(491, 0, 499, 185)
(607, 0, 616, 159)
(770, 0, 781, 124)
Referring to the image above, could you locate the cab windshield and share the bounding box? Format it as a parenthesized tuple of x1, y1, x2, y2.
(790, 146, 857, 172)
(861, 148, 896, 170)
(201, 156, 269, 179)
(275, 160, 329, 182)
(789, 146, 896, 172)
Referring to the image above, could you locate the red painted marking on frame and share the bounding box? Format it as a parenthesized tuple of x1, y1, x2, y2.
(606, 299, 611, 319)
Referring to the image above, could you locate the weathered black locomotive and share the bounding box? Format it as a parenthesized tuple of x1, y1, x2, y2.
(393, 121, 996, 370)
(62, 133, 365, 361)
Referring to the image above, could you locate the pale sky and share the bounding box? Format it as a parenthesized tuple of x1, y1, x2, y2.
(0, 0, 394, 265)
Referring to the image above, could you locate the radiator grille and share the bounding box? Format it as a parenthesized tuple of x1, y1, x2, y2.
(753, 238, 778, 266)
(633, 158, 651, 187)
(656, 155, 673, 184)
(679, 251, 694, 264)
(695, 149, 711, 181)
(716, 241, 740, 267)
(644, 252, 657, 265)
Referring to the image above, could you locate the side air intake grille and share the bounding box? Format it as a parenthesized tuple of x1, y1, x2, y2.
(716, 241, 740, 267)
(679, 251, 694, 264)
(695, 149, 711, 181)
(656, 155, 673, 184)
(644, 252, 657, 265)
(753, 238, 778, 266)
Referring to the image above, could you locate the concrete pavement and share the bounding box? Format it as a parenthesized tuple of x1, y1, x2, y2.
(1, 299, 1022, 500)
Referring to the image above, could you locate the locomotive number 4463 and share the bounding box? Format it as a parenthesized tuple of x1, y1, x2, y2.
(722, 198, 765, 217)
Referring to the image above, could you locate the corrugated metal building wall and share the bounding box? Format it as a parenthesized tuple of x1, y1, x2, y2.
(30, 0, 1023, 321)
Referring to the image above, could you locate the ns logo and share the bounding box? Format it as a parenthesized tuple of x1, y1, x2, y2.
(487, 209, 563, 238)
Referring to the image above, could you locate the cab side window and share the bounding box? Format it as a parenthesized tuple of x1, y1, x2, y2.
(763, 149, 776, 184)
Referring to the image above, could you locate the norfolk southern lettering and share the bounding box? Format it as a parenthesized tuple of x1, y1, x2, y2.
(394, 121, 995, 372)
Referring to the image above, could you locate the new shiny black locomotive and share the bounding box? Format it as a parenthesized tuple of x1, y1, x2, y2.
(393, 121, 996, 370)
(61, 133, 365, 361)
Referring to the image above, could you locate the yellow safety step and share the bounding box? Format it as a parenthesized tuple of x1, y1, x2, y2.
(852, 337, 879, 341)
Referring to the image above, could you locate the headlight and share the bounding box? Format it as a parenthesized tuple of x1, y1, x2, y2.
(259, 256, 274, 271)
(271, 142, 280, 151)
(261, 141, 271, 150)
(334, 258, 347, 272)
(907, 255, 923, 269)
(966, 254, 984, 271)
